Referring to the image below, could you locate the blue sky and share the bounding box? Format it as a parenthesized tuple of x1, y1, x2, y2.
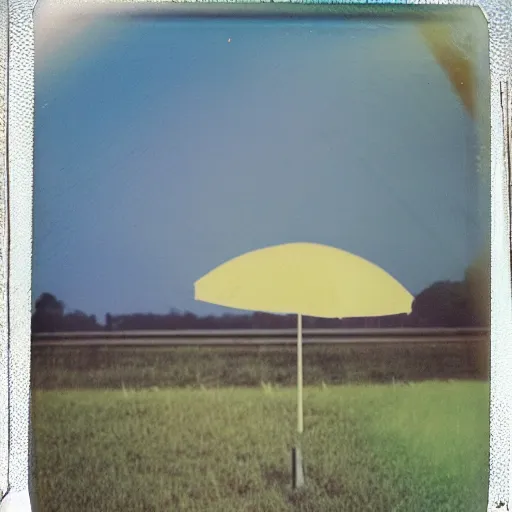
(33, 15, 488, 320)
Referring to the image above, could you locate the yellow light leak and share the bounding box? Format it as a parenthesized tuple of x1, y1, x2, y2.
(194, 242, 413, 319)
(418, 20, 475, 118)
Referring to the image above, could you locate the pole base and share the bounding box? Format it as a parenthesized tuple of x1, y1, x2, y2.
(292, 446, 305, 489)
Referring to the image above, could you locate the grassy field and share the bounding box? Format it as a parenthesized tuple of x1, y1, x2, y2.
(31, 381, 489, 512)
(31, 342, 488, 389)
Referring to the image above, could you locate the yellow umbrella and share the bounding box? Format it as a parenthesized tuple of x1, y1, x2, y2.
(194, 242, 413, 486)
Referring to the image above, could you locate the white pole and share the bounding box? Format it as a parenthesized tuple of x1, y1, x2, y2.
(297, 313, 303, 434)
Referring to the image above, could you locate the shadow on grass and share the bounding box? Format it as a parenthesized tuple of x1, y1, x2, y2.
(263, 466, 291, 489)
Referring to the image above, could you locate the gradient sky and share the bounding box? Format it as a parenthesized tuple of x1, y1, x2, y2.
(33, 14, 489, 320)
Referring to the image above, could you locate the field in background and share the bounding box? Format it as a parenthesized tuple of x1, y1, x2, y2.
(31, 342, 488, 390)
(32, 382, 489, 512)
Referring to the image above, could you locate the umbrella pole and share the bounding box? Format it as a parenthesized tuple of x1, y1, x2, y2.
(292, 313, 305, 489)
(297, 313, 303, 435)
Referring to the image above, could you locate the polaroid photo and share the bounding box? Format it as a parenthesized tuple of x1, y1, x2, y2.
(1, 0, 511, 511)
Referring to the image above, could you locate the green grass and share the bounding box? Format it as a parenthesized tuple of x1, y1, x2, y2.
(31, 381, 489, 512)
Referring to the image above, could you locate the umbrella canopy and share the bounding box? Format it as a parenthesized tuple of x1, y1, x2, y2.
(194, 242, 413, 319)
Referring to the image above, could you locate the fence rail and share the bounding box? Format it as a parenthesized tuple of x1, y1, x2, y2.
(31, 327, 489, 347)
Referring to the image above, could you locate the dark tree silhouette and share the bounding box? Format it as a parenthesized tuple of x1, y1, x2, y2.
(105, 313, 113, 331)
(61, 310, 100, 332)
(410, 281, 474, 327)
(32, 293, 65, 332)
(35, 292, 65, 316)
(409, 251, 490, 328)
(32, 293, 101, 333)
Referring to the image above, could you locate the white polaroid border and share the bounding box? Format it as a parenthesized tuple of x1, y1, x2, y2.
(0, 1, 510, 511)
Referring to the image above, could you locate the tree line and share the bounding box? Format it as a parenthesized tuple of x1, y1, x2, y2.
(31, 254, 489, 333)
